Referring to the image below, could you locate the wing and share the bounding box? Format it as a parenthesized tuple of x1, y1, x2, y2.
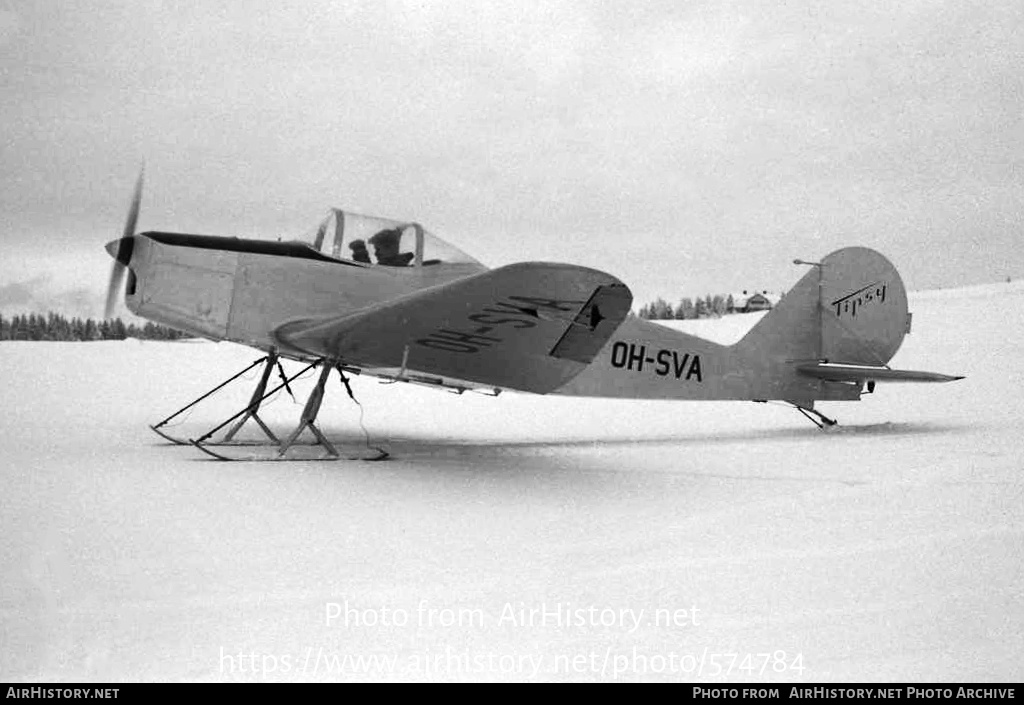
(796, 362, 964, 383)
(273, 262, 633, 394)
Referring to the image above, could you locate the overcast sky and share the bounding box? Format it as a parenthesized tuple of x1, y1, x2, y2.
(1, 0, 1022, 317)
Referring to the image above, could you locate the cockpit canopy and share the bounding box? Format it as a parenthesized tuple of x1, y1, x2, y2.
(305, 209, 482, 268)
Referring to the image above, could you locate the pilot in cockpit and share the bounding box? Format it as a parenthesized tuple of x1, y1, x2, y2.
(348, 239, 371, 264)
(369, 228, 414, 267)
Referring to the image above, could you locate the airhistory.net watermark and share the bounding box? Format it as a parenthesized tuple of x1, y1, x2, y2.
(217, 645, 804, 679)
(324, 599, 700, 633)
(6, 690, 119, 700)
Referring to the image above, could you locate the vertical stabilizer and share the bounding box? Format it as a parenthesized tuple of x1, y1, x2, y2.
(736, 247, 910, 367)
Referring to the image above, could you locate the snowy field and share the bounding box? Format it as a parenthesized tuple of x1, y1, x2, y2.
(1, 281, 1022, 682)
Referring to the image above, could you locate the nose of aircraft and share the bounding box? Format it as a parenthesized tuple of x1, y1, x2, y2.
(105, 236, 135, 265)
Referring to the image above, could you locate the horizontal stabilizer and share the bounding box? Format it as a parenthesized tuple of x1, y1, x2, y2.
(796, 363, 964, 384)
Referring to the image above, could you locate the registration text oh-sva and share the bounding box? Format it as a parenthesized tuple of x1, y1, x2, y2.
(415, 295, 583, 354)
(610, 342, 703, 382)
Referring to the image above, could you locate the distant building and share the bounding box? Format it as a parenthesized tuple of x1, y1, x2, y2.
(729, 290, 780, 314)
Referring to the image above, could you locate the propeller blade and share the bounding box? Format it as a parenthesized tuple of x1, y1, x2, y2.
(104, 262, 126, 320)
(122, 169, 143, 241)
(104, 168, 144, 319)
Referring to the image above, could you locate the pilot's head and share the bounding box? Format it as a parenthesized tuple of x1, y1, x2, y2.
(369, 228, 401, 259)
(348, 239, 370, 263)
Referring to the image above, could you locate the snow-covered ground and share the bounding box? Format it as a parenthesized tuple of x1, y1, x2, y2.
(1, 281, 1021, 682)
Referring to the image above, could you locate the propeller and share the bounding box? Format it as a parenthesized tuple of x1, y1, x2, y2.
(104, 169, 144, 319)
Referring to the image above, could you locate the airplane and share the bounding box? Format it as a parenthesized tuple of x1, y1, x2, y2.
(104, 173, 963, 461)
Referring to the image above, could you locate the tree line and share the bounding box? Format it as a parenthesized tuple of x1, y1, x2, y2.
(1, 297, 763, 339)
(0, 312, 189, 342)
(637, 294, 738, 320)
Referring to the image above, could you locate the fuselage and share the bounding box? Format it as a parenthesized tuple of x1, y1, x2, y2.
(109, 230, 909, 407)
(114, 231, 486, 357)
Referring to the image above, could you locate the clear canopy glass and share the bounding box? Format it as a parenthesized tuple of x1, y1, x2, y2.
(302, 209, 481, 268)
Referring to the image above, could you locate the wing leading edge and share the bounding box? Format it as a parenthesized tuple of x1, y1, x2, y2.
(273, 262, 633, 394)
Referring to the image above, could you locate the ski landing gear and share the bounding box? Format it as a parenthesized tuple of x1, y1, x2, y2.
(790, 402, 838, 430)
(150, 351, 301, 446)
(150, 352, 388, 461)
(753, 400, 838, 430)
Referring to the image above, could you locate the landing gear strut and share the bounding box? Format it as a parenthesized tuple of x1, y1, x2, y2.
(149, 354, 290, 442)
(150, 352, 387, 461)
(273, 363, 338, 459)
(150, 351, 298, 446)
